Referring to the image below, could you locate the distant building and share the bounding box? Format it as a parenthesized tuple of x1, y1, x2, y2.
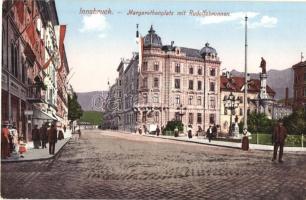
(220, 74, 276, 134)
(292, 61, 306, 111)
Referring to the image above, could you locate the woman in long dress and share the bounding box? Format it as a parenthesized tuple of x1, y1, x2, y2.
(241, 128, 250, 151)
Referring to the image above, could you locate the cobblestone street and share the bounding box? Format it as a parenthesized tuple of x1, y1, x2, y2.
(2, 130, 306, 199)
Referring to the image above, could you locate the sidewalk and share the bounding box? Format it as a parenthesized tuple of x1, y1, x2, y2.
(144, 134, 306, 152)
(1, 130, 72, 163)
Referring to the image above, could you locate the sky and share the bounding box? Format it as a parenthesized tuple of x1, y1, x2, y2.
(55, 1, 306, 92)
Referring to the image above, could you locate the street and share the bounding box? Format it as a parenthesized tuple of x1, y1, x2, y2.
(2, 130, 306, 199)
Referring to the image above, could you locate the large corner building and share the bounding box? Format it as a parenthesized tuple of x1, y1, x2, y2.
(104, 26, 221, 133)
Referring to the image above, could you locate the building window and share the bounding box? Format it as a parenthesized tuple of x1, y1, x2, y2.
(143, 94, 148, 104)
(197, 81, 202, 90)
(210, 97, 216, 109)
(188, 113, 194, 124)
(209, 114, 215, 124)
(143, 77, 148, 88)
(198, 67, 202, 75)
(154, 112, 159, 122)
(154, 77, 159, 88)
(175, 112, 180, 121)
(175, 95, 180, 104)
(209, 82, 215, 92)
(143, 62, 148, 71)
(188, 96, 193, 105)
(189, 66, 193, 74)
(174, 79, 180, 89)
(175, 63, 180, 73)
(11, 42, 18, 78)
(197, 113, 202, 124)
(119, 80, 122, 86)
(154, 62, 159, 71)
(153, 95, 159, 103)
(142, 111, 147, 122)
(21, 59, 26, 83)
(210, 68, 216, 76)
(197, 96, 201, 105)
(188, 80, 194, 90)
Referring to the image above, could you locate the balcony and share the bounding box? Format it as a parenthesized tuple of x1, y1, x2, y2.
(26, 85, 46, 103)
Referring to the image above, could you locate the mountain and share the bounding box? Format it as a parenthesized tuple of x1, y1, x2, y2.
(76, 91, 108, 111)
(230, 68, 294, 100)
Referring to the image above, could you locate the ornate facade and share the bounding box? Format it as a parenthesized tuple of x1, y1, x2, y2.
(105, 26, 221, 133)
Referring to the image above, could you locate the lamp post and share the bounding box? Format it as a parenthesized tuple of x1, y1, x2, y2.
(224, 92, 239, 136)
(177, 104, 186, 122)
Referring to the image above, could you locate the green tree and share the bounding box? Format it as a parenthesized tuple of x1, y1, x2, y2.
(164, 120, 184, 132)
(283, 109, 306, 135)
(239, 112, 276, 134)
(68, 90, 83, 121)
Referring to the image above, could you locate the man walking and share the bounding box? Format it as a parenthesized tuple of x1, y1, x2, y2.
(32, 125, 40, 149)
(206, 126, 213, 143)
(40, 123, 48, 149)
(48, 123, 57, 155)
(272, 120, 287, 163)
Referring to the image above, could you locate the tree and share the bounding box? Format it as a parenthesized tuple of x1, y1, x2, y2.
(164, 120, 184, 132)
(283, 109, 306, 135)
(68, 90, 83, 121)
(239, 112, 276, 134)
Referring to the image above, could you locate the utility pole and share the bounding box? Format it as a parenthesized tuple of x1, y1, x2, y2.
(243, 16, 248, 130)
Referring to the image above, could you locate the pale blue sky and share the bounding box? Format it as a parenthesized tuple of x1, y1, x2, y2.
(56, 1, 306, 92)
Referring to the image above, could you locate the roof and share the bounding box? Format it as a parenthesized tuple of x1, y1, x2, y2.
(220, 76, 276, 96)
(143, 25, 163, 47)
(292, 61, 306, 68)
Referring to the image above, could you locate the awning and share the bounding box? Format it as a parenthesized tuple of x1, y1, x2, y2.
(32, 109, 57, 121)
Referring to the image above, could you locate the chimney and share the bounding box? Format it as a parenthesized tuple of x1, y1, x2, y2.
(285, 87, 289, 106)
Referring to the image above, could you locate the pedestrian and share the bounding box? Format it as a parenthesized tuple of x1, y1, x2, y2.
(187, 125, 192, 139)
(241, 128, 250, 151)
(174, 127, 179, 137)
(48, 123, 58, 155)
(272, 120, 287, 163)
(58, 128, 64, 140)
(40, 123, 48, 149)
(212, 124, 218, 139)
(156, 125, 160, 136)
(206, 125, 213, 142)
(32, 125, 40, 149)
(63, 125, 66, 133)
(1, 121, 10, 159)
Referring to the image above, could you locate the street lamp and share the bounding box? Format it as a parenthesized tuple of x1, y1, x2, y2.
(177, 104, 186, 122)
(223, 92, 239, 136)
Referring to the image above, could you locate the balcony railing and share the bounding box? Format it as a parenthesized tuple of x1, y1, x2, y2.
(26, 85, 46, 103)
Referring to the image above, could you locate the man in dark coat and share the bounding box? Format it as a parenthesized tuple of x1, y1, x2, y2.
(206, 126, 213, 142)
(39, 123, 48, 149)
(272, 121, 287, 163)
(156, 125, 160, 136)
(32, 125, 40, 149)
(48, 123, 57, 155)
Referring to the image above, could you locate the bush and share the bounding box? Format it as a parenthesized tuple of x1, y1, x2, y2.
(283, 109, 306, 135)
(164, 120, 184, 132)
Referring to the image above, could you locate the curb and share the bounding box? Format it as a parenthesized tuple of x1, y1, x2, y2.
(1, 137, 71, 163)
(144, 135, 306, 152)
(143, 135, 241, 150)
